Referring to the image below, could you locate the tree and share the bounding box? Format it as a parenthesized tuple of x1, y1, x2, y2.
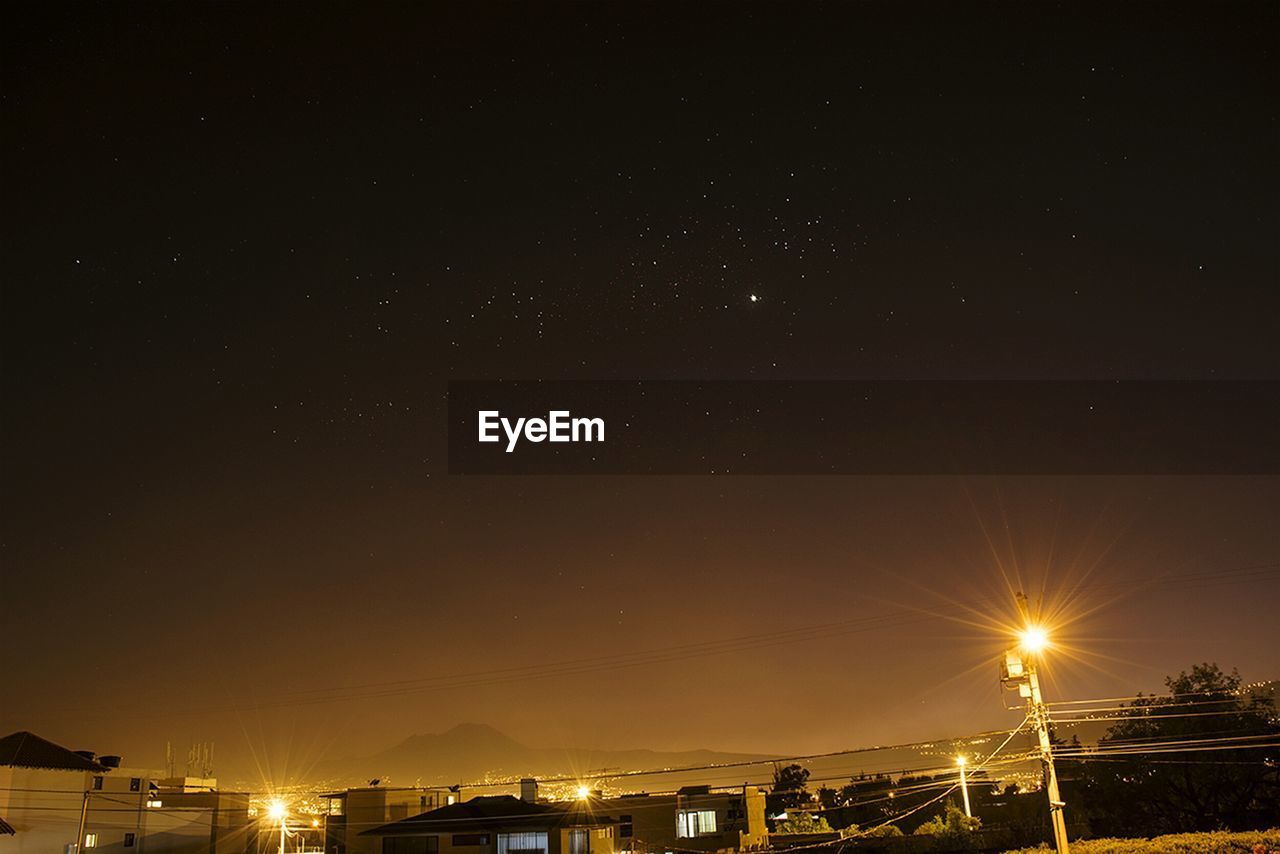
(816, 786, 841, 810)
(769, 763, 813, 811)
(1071, 663, 1280, 836)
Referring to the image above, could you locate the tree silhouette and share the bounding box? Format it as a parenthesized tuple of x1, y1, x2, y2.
(1070, 663, 1280, 835)
(769, 763, 813, 812)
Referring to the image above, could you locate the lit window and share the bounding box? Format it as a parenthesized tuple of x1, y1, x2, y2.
(446, 795, 456, 805)
(147, 799, 163, 808)
(498, 831, 548, 854)
(328, 797, 346, 816)
(676, 810, 717, 838)
(569, 829, 590, 854)
(84, 833, 99, 848)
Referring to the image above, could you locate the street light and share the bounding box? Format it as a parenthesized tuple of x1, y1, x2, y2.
(1000, 594, 1069, 854)
(575, 785, 591, 800)
(1019, 626, 1049, 654)
(267, 800, 287, 854)
(955, 756, 971, 818)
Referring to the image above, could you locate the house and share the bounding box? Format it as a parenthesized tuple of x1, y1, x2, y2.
(321, 785, 464, 854)
(361, 795, 615, 854)
(0, 730, 110, 853)
(584, 785, 768, 854)
(0, 730, 252, 853)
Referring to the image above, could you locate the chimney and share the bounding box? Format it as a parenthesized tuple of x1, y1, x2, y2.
(520, 778, 538, 803)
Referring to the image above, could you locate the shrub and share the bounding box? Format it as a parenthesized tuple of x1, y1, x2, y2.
(914, 805, 982, 839)
(774, 811, 833, 834)
(860, 824, 904, 838)
(1000, 827, 1280, 854)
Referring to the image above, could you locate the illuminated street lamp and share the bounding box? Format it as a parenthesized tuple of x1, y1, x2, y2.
(1001, 594, 1069, 854)
(575, 784, 591, 800)
(1019, 626, 1049, 654)
(267, 800, 287, 854)
(955, 756, 971, 818)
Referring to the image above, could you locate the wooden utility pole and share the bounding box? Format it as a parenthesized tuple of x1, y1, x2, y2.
(1002, 592, 1070, 854)
(74, 789, 90, 853)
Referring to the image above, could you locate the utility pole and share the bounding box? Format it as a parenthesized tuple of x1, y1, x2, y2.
(1000, 592, 1069, 854)
(74, 789, 90, 854)
(1028, 658, 1070, 854)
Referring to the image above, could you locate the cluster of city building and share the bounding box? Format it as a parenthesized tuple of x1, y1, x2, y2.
(0, 731, 770, 854)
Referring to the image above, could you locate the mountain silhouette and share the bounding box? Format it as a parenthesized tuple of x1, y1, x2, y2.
(307, 723, 774, 788)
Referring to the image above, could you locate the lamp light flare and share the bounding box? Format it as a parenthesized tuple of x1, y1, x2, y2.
(267, 800, 287, 821)
(1019, 626, 1049, 653)
(576, 785, 591, 800)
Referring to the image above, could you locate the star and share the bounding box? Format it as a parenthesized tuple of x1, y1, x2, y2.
(749, 294, 760, 303)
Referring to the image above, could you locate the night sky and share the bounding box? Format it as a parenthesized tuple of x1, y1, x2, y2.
(3, 3, 1278, 783)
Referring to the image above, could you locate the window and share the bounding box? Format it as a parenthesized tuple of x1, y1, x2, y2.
(452, 835, 490, 846)
(84, 833, 99, 848)
(129, 777, 141, 792)
(382, 837, 439, 854)
(569, 829, 589, 854)
(124, 833, 136, 847)
(92, 776, 104, 791)
(328, 796, 346, 816)
(147, 799, 163, 808)
(676, 810, 717, 838)
(618, 815, 633, 839)
(498, 831, 548, 854)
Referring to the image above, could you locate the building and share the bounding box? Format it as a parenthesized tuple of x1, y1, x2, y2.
(586, 786, 767, 854)
(0, 730, 112, 853)
(321, 785, 465, 854)
(0, 730, 252, 854)
(362, 795, 615, 854)
(145, 781, 254, 854)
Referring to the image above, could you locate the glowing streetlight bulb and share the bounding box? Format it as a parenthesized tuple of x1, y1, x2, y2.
(955, 755, 967, 766)
(267, 800, 287, 821)
(576, 785, 591, 800)
(1019, 626, 1049, 653)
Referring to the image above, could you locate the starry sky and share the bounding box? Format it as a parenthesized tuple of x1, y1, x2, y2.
(2, 3, 1278, 782)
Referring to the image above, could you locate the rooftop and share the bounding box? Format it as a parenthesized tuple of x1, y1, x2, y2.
(364, 795, 612, 836)
(0, 731, 107, 772)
